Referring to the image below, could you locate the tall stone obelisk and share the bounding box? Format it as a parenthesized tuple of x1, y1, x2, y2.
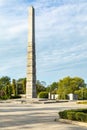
(26, 6, 36, 98)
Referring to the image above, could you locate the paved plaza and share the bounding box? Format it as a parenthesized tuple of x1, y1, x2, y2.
(0, 101, 87, 130)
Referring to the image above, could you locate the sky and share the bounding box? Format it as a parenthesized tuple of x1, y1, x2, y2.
(0, 0, 87, 86)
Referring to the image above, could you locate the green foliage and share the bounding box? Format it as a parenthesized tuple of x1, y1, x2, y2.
(59, 109, 87, 122)
(59, 110, 69, 119)
(38, 92, 48, 98)
(0, 90, 8, 100)
(12, 79, 16, 96)
(76, 112, 87, 122)
(75, 88, 87, 100)
(58, 94, 68, 100)
(0, 76, 11, 99)
(22, 78, 26, 94)
(17, 78, 26, 94)
(0, 76, 26, 100)
(46, 86, 50, 93)
(5, 85, 12, 98)
(46, 82, 58, 94)
(0, 75, 86, 100)
(0, 76, 11, 87)
(36, 80, 46, 95)
(57, 76, 86, 99)
(67, 112, 76, 120)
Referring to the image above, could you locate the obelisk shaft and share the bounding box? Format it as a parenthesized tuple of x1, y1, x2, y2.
(26, 6, 36, 98)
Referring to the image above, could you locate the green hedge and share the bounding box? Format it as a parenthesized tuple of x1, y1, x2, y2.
(67, 111, 76, 120)
(38, 92, 48, 98)
(76, 112, 87, 122)
(59, 109, 87, 122)
(0, 95, 8, 100)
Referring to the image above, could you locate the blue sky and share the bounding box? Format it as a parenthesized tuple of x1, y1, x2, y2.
(0, 0, 87, 85)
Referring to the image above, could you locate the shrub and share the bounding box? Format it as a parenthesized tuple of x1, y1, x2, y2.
(67, 112, 76, 120)
(59, 109, 87, 122)
(0, 95, 8, 100)
(38, 92, 48, 98)
(59, 111, 68, 119)
(76, 112, 87, 122)
(73, 108, 87, 113)
(0, 90, 9, 100)
(59, 110, 72, 119)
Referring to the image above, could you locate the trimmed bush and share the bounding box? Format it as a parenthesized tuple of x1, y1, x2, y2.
(38, 92, 48, 98)
(76, 112, 87, 122)
(59, 110, 69, 119)
(59, 109, 87, 122)
(74, 108, 87, 113)
(67, 112, 76, 120)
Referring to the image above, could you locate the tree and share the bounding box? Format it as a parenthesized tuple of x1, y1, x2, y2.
(38, 92, 48, 98)
(57, 76, 86, 99)
(75, 88, 87, 100)
(0, 76, 11, 99)
(17, 78, 26, 94)
(0, 76, 26, 99)
(22, 78, 26, 94)
(70, 77, 86, 91)
(5, 84, 12, 98)
(0, 76, 11, 88)
(46, 82, 58, 94)
(12, 79, 17, 96)
(36, 80, 46, 95)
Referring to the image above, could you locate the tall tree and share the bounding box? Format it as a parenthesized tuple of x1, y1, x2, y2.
(36, 80, 46, 95)
(46, 82, 58, 94)
(17, 78, 26, 94)
(57, 76, 86, 99)
(0, 76, 11, 99)
(12, 79, 17, 96)
(0, 76, 11, 88)
(75, 88, 87, 100)
(22, 78, 26, 94)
